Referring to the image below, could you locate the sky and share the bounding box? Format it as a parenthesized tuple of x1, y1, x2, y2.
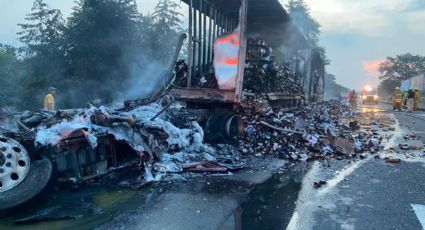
(1, 0, 425, 90)
(302, 0, 425, 89)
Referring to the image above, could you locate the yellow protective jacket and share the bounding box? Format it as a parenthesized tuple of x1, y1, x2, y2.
(393, 90, 403, 102)
(415, 91, 421, 101)
(44, 93, 55, 111)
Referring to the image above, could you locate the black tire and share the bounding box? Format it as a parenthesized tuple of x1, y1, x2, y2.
(204, 113, 240, 143)
(0, 156, 54, 211)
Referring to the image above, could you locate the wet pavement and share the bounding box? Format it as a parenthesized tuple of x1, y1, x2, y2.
(0, 158, 303, 230)
(1, 102, 425, 230)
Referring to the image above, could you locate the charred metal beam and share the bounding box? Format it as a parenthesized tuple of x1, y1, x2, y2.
(198, 0, 203, 78)
(202, 0, 207, 74)
(207, 6, 213, 66)
(226, 15, 229, 30)
(170, 87, 236, 103)
(218, 12, 222, 35)
(212, 7, 217, 43)
(193, 8, 198, 80)
(221, 14, 225, 33)
(187, 0, 193, 88)
(150, 94, 175, 121)
(235, 0, 248, 103)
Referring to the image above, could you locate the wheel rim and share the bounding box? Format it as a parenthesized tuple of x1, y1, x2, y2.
(0, 135, 31, 192)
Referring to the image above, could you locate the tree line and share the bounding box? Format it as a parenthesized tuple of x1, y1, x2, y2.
(378, 53, 425, 96)
(0, 0, 183, 110)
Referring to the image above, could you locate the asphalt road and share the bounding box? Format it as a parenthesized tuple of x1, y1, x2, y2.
(288, 103, 425, 230)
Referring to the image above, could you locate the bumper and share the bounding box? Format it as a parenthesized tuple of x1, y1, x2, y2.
(363, 96, 379, 103)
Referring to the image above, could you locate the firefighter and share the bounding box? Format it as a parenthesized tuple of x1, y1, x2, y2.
(407, 89, 415, 112)
(392, 87, 403, 111)
(44, 87, 56, 111)
(403, 90, 408, 107)
(414, 89, 421, 111)
(349, 90, 357, 107)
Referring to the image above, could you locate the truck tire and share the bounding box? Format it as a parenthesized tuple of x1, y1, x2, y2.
(0, 135, 54, 211)
(204, 113, 241, 143)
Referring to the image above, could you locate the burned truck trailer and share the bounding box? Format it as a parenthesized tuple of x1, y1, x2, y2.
(171, 0, 325, 108)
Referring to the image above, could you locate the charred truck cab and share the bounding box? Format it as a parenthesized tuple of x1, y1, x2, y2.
(0, 105, 177, 211)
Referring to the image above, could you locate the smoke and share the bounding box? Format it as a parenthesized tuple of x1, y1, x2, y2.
(324, 73, 349, 99)
(0, 107, 18, 132)
(114, 32, 182, 104)
(116, 54, 167, 103)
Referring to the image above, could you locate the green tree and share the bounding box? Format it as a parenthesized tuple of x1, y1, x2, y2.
(18, 0, 65, 73)
(324, 73, 349, 98)
(150, 0, 183, 63)
(12, 0, 185, 108)
(17, 0, 66, 109)
(378, 53, 425, 80)
(286, 0, 320, 46)
(286, 0, 329, 65)
(64, 0, 142, 105)
(0, 44, 24, 107)
(377, 78, 401, 97)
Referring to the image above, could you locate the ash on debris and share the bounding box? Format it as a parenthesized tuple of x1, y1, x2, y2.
(237, 99, 397, 162)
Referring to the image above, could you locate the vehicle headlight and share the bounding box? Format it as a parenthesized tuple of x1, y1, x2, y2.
(374, 95, 378, 99)
(362, 96, 367, 99)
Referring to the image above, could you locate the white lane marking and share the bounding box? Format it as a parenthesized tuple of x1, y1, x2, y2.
(319, 156, 371, 196)
(286, 161, 321, 230)
(286, 211, 299, 230)
(411, 204, 425, 229)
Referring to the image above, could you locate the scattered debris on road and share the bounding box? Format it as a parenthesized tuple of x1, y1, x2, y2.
(384, 158, 401, 164)
(313, 180, 327, 188)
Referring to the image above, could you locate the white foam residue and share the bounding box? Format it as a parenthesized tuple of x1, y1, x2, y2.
(144, 166, 155, 182)
(379, 151, 425, 164)
(383, 113, 405, 150)
(34, 103, 205, 164)
(125, 104, 204, 149)
(86, 133, 98, 149)
(380, 113, 425, 164)
(35, 120, 88, 146)
(191, 121, 204, 147)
